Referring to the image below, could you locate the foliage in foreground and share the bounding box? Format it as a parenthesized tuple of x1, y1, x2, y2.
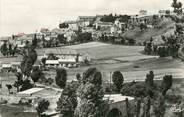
(36, 99, 50, 117)
(56, 82, 78, 117)
(75, 68, 109, 117)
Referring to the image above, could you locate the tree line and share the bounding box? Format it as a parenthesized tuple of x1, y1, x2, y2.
(35, 68, 175, 117)
(0, 41, 18, 57)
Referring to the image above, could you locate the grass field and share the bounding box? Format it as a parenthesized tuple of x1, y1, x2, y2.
(1, 42, 184, 83)
(1, 42, 184, 89)
(34, 42, 184, 84)
(1, 42, 184, 117)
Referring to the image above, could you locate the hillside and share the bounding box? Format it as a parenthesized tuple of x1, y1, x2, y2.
(123, 17, 175, 43)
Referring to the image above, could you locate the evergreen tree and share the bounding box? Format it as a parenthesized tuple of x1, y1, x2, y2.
(55, 68, 67, 88)
(161, 75, 173, 95)
(145, 71, 154, 87)
(75, 68, 109, 117)
(57, 83, 78, 117)
(112, 71, 124, 92)
(1, 41, 8, 56)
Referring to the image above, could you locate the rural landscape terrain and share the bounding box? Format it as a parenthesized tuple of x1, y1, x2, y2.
(1, 0, 184, 117)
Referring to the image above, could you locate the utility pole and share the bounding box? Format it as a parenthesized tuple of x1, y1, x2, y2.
(110, 71, 112, 96)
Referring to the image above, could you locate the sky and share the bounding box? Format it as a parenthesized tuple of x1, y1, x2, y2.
(0, 0, 182, 36)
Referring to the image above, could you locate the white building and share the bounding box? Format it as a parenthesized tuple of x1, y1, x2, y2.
(64, 21, 79, 31)
(77, 16, 96, 27)
(94, 21, 113, 29)
(45, 60, 60, 68)
(43, 48, 84, 68)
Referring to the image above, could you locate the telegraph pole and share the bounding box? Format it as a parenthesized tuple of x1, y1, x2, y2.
(110, 71, 112, 96)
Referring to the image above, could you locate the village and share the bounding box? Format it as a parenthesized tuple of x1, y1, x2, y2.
(1, 0, 184, 117)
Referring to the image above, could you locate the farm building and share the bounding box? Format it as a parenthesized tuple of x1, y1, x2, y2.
(45, 60, 60, 68)
(0, 63, 11, 72)
(43, 48, 86, 68)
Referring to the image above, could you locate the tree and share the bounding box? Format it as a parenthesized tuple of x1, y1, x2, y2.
(153, 93, 166, 117)
(143, 96, 151, 117)
(121, 82, 155, 98)
(75, 68, 109, 117)
(36, 99, 50, 117)
(21, 57, 34, 78)
(32, 34, 38, 48)
(41, 57, 46, 67)
(77, 32, 92, 43)
(55, 68, 67, 88)
(57, 34, 67, 44)
(144, 39, 152, 55)
(31, 66, 43, 84)
(112, 71, 124, 92)
(0, 41, 8, 56)
(6, 84, 12, 94)
(172, 0, 183, 15)
(145, 71, 154, 87)
(13, 72, 23, 92)
(161, 75, 173, 95)
(140, 23, 147, 31)
(8, 43, 13, 56)
(20, 79, 34, 91)
(100, 14, 116, 22)
(56, 83, 78, 117)
(135, 98, 141, 117)
(12, 45, 17, 56)
(59, 23, 69, 29)
(76, 73, 81, 82)
(21, 47, 37, 78)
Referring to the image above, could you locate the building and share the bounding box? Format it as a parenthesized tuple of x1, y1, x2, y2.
(104, 94, 135, 117)
(64, 21, 79, 31)
(11, 62, 21, 70)
(40, 28, 50, 34)
(130, 14, 155, 26)
(77, 16, 96, 27)
(0, 63, 11, 72)
(94, 21, 113, 30)
(139, 10, 147, 16)
(45, 60, 60, 68)
(110, 19, 126, 34)
(158, 10, 171, 17)
(16, 87, 62, 115)
(64, 30, 77, 43)
(0, 36, 12, 47)
(43, 48, 84, 68)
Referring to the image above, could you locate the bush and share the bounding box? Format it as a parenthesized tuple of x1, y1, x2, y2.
(165, 94, 183, 104)
(121, 82, 157, 98)
(36, 99, 50, 116)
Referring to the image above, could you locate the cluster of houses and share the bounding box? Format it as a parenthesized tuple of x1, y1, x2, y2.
(0, 9, 177, 48)
(0, 9, 180, 70)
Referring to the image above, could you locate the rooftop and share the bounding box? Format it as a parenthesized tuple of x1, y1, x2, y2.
(17, 88, 44, 96)
(45, 60, 59, 65)
(103, 94, 134, 103)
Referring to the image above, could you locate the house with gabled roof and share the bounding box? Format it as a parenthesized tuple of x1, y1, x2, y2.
(64, 21, 79, 31)
(77, 16, 96, 27)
